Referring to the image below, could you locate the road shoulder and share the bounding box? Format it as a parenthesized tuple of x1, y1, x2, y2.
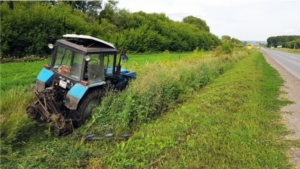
(261, 50, 300, 168)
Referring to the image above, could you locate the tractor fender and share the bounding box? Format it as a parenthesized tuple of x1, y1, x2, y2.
(65, 81, 106, 110)
(36, 68, 54, 92)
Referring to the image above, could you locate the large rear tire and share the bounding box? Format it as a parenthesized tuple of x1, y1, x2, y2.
(76, 89, 104, 126)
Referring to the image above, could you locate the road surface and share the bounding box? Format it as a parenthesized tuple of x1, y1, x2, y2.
(261, 48, 300, 80)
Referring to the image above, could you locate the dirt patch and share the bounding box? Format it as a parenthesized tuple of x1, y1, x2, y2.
(261, 50, 300, 168)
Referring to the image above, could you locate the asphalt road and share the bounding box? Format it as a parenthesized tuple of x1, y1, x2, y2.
(261, 48, 300, 80)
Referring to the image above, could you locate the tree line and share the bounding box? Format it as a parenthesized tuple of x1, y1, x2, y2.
(0, 1, 223, 58)
(267, 35, 300, 48)
(218, 35, 244, 54)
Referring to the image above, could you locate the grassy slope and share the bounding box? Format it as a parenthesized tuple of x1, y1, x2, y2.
(0, 52, 193, 168)
(0, 52, 191, 142)
(91, 51, 292, 168)
(0, 51, 294, 168)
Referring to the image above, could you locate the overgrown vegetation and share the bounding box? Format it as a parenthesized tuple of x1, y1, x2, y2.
(95, 51, 293, 168)
(0, 50, 251, 168)
(0, 60, 49, 142)
(2, 49, 295, 168)
(0, 49, 233, 142)
(80, 51, 243, 135)
(0, 52, 190, 143)
(0, 1, 221, 57)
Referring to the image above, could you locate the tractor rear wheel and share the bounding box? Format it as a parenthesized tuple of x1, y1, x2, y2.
(76, 89, 104, 126)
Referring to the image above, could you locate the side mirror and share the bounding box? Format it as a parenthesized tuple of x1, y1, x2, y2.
(48, 43, 54, 49)
(121, 54, 128, 62)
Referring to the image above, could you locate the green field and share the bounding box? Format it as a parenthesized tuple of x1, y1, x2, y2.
(0, 52, 192, 91)
(0, 50, 297, 168)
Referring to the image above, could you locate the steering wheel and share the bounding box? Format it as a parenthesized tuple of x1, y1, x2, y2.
(89, 59, 99, 65)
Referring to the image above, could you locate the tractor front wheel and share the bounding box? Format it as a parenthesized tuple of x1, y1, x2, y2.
(76, 89, 104, 126)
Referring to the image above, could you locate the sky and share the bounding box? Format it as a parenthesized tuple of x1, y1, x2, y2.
(112, 0, 300, 41)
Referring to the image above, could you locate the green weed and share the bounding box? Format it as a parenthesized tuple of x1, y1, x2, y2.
(2, 50, 291, 169)
(93, 51, 292, 168)
(0, 52, 191, 143)
(81, 51, 245, 135)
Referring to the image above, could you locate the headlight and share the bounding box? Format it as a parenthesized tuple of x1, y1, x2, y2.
(84, 55, 90, 61)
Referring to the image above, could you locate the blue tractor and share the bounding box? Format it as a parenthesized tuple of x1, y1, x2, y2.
(26, 34, 136, 136)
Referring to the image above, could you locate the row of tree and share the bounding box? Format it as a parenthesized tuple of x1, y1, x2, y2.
(219, 35, 244, 54)
(0, 1, 222, 57)
(267, 35, 300, 48)
(221, 35, 243, 48)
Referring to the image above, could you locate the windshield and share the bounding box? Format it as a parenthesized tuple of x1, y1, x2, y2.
(53, 46, 83, 81)
(104, 53, 116, 76)
(86, 53, 115, 84)
(87, 54, 104, 84)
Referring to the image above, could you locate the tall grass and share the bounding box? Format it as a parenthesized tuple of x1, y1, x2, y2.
(0, 89, 35, 142)
(80, 51, 246, 135)
(0, 52, 191, 144)
(0, 60, 49, 144)
(88, 51, 293, 169)
(1, 50, 252, 168)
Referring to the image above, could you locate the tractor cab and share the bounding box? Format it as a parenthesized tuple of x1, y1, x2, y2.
(49, 34, 123, 89)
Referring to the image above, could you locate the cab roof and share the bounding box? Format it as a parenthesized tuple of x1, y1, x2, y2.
(57, 34, 117, 53)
